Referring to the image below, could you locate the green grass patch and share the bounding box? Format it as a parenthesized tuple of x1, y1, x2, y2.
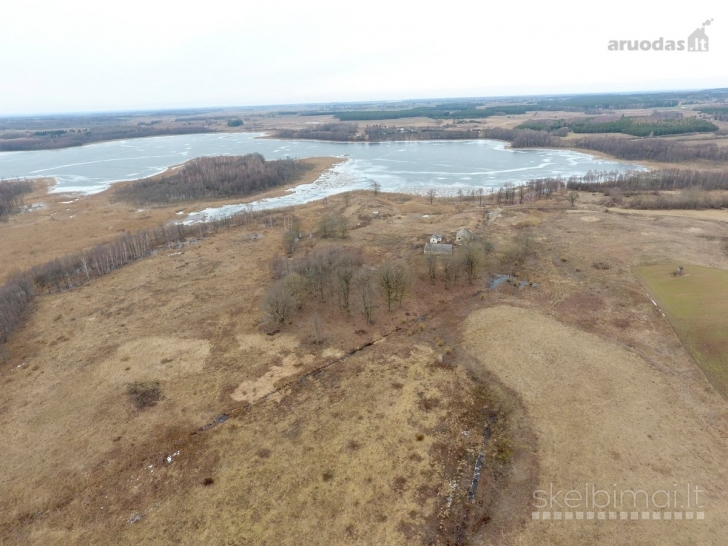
(634, 264, 728, 399)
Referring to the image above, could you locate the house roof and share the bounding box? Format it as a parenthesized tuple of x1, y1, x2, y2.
(424, 243, 453, 254)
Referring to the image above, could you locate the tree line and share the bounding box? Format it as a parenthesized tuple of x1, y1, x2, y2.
(565, 168, 728, 192)
(0, 179, 34, 220)
(115, 153, 311, 204)
(565, 136, 728, 163)
(277, 123, 360, 141)
(478, 127, 728, 163)
(275, 123, 728, 165)
(306, 93, 689, 122)
(564, 169, 728, 210)
(0, 207, 270, 344)
(517, 115, 718, 137)
(0, 125, 213, 152)
(695, 107, 728, 121)
(267, 245, 412, 324)
(277, 124, 486, 142)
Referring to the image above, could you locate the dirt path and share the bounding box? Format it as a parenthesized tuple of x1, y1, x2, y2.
(463, 305, 728, 545)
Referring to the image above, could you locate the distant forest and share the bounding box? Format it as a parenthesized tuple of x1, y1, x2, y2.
(115, 153, 311, 204)
(277, 123, 482, 142)
(517, 115, 718, 137)
(0, 179, 34, 220)
(477, 127, 728, 163)
(277, 123, 360, 141)
(304, 93, 692, 122)
(0, 125, 212, 152)
(696, 107, 728, 121)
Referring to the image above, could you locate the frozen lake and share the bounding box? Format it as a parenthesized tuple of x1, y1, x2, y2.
(0, 132, 643, 220)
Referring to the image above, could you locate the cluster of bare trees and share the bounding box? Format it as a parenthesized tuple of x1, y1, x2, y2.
(116, 153, 310, 204)
(566, 169, 728, 192)
(270, 246, 364, 312)
(424, 241, 494, 289)
(0, 274, 34, 343)
(0, 179, 34, 220)
(267, 246, 410, 324)
(628, 189, 728, 210)
(0, 207, 267, 345)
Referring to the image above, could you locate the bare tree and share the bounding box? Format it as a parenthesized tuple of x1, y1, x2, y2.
(425, 253, 437, 284)
(569, 191, 579, 207)
(393, 264, 409, 308)
(370, 181, 381, 196)
(264, 279, 298, 324)
(356, 269, 375, 324)
(461, 243, 481, 284)
(379, 262, 409, 310)
(305, 252, 329, 302)
(441, 257, 459, 289)
(334, 256, 354, 314)
(426, 188, 437, 204)
(282, 229, 298, 256)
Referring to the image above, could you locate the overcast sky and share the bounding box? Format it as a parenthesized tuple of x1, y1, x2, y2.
(1, 0, 726, 115)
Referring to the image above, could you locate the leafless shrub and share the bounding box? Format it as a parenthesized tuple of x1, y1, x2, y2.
(318, 213, 348, 239)
(264, 278, 298, 324)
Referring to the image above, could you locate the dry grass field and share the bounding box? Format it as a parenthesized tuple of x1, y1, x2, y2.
(2, 181, 728, 545)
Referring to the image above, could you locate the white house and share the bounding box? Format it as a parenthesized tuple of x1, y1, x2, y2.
(430, 234, 443, 244)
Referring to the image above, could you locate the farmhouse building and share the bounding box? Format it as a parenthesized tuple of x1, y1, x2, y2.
(424, 243, 453, 255)
(455, 228, 472, 244)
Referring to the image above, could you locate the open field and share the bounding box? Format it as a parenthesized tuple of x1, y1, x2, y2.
(634, 264, 728, 399)
(2, 183, 728, 544)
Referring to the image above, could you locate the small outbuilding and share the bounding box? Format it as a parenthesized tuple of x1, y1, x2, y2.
(430, 234, 443, 244)
(455, 228, 472, 244)
(424, 243, 453, 255)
